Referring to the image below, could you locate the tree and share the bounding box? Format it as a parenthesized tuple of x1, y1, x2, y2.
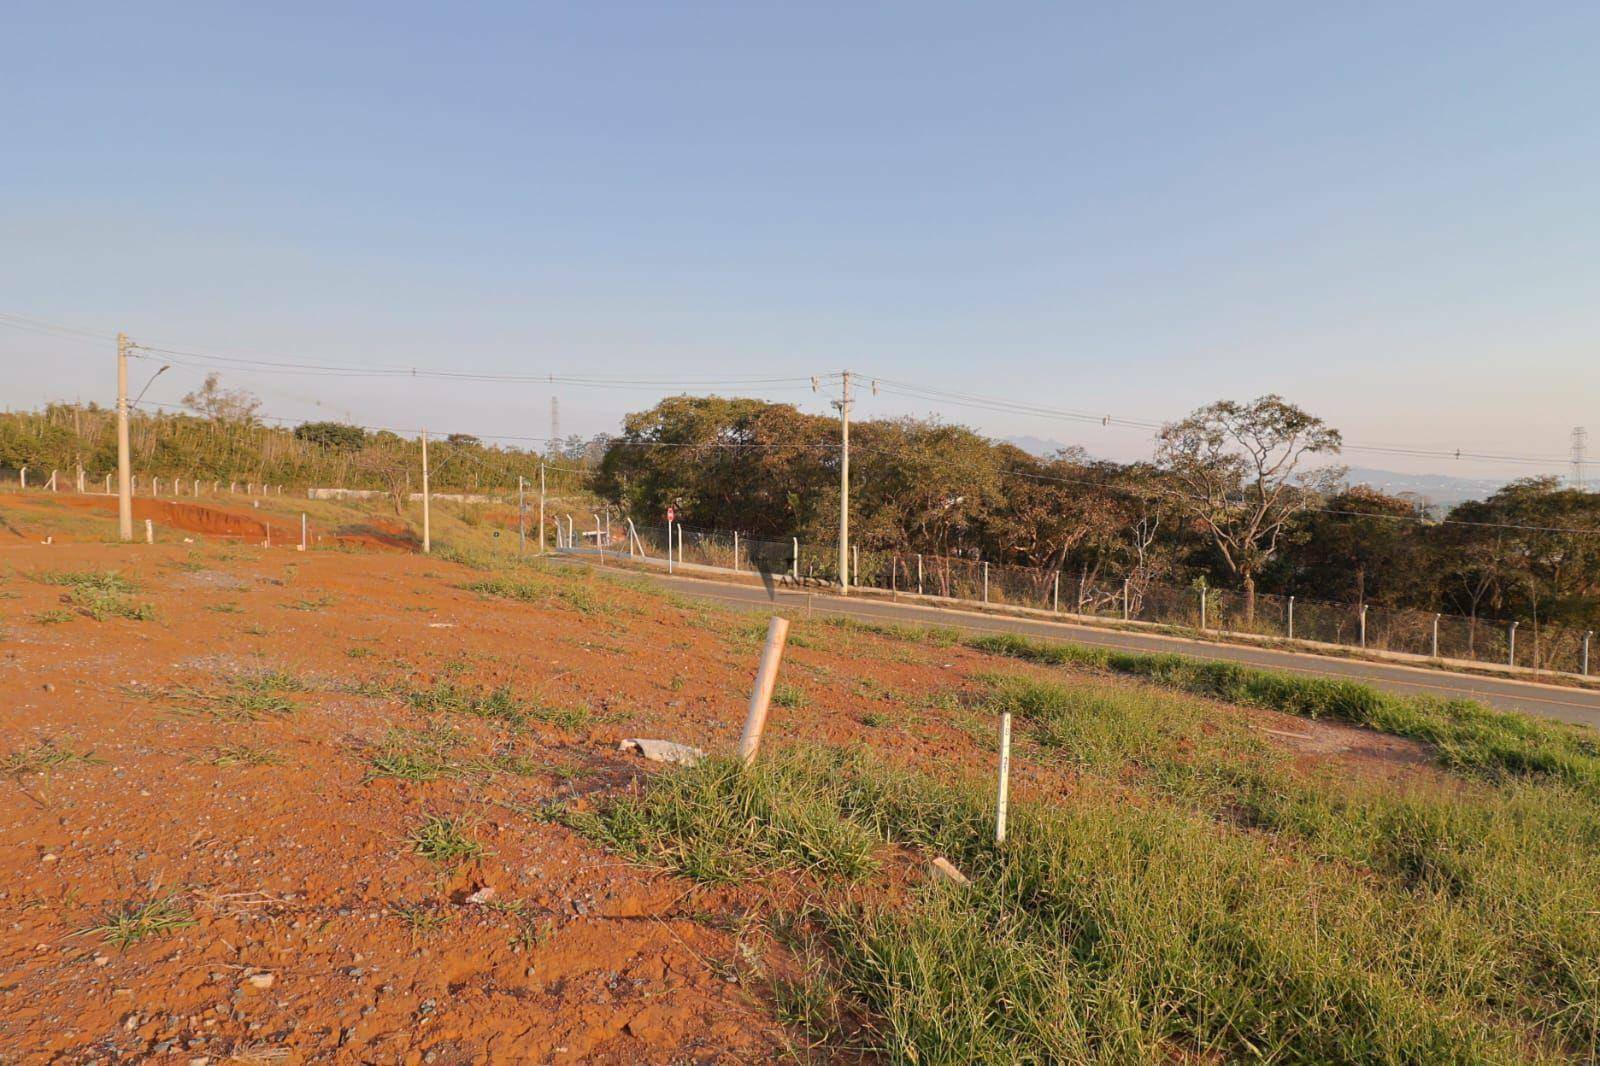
(181, 373, 261, 424)
(294, 421, 368, 450)
(1155, 395, 1343, 622)
(1278, 486, 1428, 606)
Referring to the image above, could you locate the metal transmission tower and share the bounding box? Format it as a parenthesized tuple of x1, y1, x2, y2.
(1573, 427, 1589, 491)
(549, 396, 561, 456)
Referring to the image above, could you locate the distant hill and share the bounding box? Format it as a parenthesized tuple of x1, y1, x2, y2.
(1002, 435, 1508, 509)
(1341, 468, 1507, 508)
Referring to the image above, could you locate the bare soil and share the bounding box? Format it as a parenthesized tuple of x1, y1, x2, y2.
(0, 495, 1442, 1063)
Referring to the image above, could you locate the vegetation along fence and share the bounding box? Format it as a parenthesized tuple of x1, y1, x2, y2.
(584, 521, 1597, 678)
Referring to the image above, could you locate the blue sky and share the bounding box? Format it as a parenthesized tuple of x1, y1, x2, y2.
(2, 2, 1596, 479)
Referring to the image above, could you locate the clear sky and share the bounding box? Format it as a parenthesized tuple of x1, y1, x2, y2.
(3, 2, 1596, 480)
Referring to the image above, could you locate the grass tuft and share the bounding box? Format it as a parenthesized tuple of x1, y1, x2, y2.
(88, 894, 195, 949)
(407, 813, 487, 865)
(1, 740, 102, 776)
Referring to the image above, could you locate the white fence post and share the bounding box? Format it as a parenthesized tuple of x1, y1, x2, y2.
(917, 554, 923, 595)
(300, 513, 307, 552)
(733, 531, 740, 571)
(982, 562, 989, 604)
(1584, 631, 1592, 676)
(738, 616, 791, 765)
(1052, 571, 1060, 613)
(791, 537, 798, 580)
(1509, 621, 1518, 667)
(676, 523, 683, 565)
(49, 470, 58, 491)
(852, 545, 859, 588)
(144, 518, 153, 544)
(1200, 588, 1207, 631)
(1287, 596, 1295, 640)
(18, 467, 25, 490)
(77, 468, 85, 493)
(1359, 604, 1368, 649)
(995, 711, 1012, 846)
(1432, 614, 1440, 659)
(1123, 578, 1131, 621)
(104, 473, 112, 493)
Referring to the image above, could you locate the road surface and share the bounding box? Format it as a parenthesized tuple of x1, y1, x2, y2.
(567, 560, 1600, 729)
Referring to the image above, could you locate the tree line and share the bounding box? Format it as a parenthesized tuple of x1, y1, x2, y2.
(5, 383, 1596, 636)
(597, 394, 1600, 634)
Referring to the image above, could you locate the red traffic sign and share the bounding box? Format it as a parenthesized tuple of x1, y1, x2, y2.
(666, 506, 676, 523)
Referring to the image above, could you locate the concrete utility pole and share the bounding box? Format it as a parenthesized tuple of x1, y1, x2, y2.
(518, 476, 526, 555)
(538, 463, 546, 555)
(116, 333, 133, 541)
(420, 429, 431, 554)
(833, 371, 853, 594)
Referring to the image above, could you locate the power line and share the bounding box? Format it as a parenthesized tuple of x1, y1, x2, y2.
(2, 310, 1577, 471)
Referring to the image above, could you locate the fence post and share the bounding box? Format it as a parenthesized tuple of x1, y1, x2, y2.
(917, 554, 923, 595)
(300, 513, 307, 552)
(1053, 571, 1060, 613)
(18, 467, 24, 489)
(733, 531, 740, 571)
(666, 519, 673, 573)
(1508, 621, 1518, 667)
(144, 518, 153, 544)
(105, 473, 112, 493)
(77, 468, 85, 493)
(852, 545, 859, 588)
(1123, 578, 1131, 621)
(153, 476, 161, 496)
(792, 537, 798, 580)
(49, 470, 57, 491)
(676, 523, 683, 565)
(1432, 614, 1440, 659)
(738, 616, 791, 765)
(1584, 631, 1592, 676)
(1287, 596, 1295, 640)
(982, 562, 989, 604)
(995, 711, 1012, 846)
(1359, 605, 1367, 649)
(1199, 587, 1207, 631)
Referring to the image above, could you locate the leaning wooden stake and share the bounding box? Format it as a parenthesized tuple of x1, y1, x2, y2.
(995, 711, 1012, 845)
(737, 616, 791, 765)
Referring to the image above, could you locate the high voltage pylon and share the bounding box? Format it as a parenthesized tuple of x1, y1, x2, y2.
(1573, 427, 1589, 491)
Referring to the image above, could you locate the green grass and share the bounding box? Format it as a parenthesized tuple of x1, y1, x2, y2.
(33, 609, 74, 625)
(970, 632, 1600, 791)
(772, 682, 809, 709)
(198, 744, 281, 768)
(164, 671, 304, 721)
(1, 740, 102, 775)
(87, 894, 195, 949)
(572, 755, 882, 885)
(404, 681, 524, 724)
(580, 728, 1600, 1062)
(391, 902, 452, 936)
(34, 569, 139, 594)
(407, 813, 487, 865)
(32, 570, 156, 621)
(365, 723, 465, 782)
(462, 571, 631, 617)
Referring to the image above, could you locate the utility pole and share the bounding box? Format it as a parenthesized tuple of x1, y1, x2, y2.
(420, 428, 431, 554)
(518, 476, 526, 555)
(538, 462, 546, 555)
(116, 332, 133, 541)
(833, 371, 852, 594)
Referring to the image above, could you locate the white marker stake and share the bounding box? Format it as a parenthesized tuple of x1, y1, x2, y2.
(996, 712, 1012, 845)
(144, 519, 153, 544)
(300, 513, 307, 552)
(738, 616, 791, 766)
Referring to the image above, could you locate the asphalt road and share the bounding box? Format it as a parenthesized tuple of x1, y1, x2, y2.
(569, 560, 1600, 729)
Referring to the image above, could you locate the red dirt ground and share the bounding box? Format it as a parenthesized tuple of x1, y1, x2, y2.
(4, 493, 416, 552)
(0, 520, 1442, 1062)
